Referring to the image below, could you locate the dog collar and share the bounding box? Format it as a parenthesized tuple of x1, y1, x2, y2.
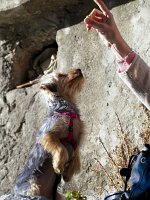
(54, 111, 80, 150)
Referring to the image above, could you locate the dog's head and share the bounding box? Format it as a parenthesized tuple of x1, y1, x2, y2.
(40, 68, 84, 102)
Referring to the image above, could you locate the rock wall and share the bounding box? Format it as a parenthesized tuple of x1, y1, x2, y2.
(1, 0, 150, 199)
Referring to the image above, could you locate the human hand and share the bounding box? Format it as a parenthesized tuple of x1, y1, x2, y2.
(84, 0, 132, 58)
(84, 0, 122, 48)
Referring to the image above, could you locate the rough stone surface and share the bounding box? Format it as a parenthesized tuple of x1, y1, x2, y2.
(0, 84, 47, 194)
(1, 0, 150, 199)
(56, 0, 150, 198)
(0, 194, 48, 200)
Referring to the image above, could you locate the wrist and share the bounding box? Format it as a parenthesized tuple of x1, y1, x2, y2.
(110, 36, 132, 59)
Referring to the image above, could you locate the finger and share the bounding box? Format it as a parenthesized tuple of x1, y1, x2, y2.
(93, 15, 106, 23)
(89, 9, 97, 18)
(84, 15, 105, 25)
(84, 10, 105, 24)
(86, 16, 104, 30)
(84, 18, 92, 30)
(88, 8, 106, 20)
(86, 24, 92, 31)
(84, 17, 104, 30)
(90, 8, 103, 18)
(93, 0, 111, 17)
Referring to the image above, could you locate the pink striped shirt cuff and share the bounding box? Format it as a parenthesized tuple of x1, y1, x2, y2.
(116, 51, 136, 73)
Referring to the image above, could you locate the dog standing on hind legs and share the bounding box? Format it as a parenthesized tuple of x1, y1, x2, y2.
(14, 68, 85, 200)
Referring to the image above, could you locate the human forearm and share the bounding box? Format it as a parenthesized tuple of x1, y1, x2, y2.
(110, 36, 132, 59)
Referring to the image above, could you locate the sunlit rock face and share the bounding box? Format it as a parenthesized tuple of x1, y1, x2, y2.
(1, 0, 150, 199)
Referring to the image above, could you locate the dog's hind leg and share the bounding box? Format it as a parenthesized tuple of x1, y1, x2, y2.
(40, 133, 69, 174)
(62, 148, 81, 182)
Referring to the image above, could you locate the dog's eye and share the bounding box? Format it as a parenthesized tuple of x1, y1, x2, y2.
(41, 83, 57, 93)
(58, 73, 67, 78)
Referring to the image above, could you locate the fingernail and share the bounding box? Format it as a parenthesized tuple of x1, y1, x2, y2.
(84, 17, 89, 21)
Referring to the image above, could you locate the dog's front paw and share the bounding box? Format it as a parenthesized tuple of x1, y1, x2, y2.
(53, 163, 64, 174)
(53, 148, 69, 174)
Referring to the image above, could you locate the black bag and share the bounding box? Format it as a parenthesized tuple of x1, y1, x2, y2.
(104, 144, 150, 200)
(104, 191, 124, 200)
(128, 144, 150, 199)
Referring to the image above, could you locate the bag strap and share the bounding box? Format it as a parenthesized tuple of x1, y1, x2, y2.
(120, 153, 139, 192)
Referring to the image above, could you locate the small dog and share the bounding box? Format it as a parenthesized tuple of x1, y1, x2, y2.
(14, 68, 84, 200)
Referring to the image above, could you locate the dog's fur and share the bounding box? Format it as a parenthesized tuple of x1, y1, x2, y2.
(14, 68, 84, 200)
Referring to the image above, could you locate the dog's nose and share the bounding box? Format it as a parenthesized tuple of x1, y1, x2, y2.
(76, 69, 82, 75)
(77, 68, 81, 72)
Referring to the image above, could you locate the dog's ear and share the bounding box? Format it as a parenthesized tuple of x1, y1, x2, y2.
(40, 83, 57, 93)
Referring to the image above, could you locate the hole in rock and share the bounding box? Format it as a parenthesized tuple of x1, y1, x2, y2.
(13, 41, 58, 88)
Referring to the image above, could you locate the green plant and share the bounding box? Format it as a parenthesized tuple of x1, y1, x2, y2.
(66, 191, 87, 200)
